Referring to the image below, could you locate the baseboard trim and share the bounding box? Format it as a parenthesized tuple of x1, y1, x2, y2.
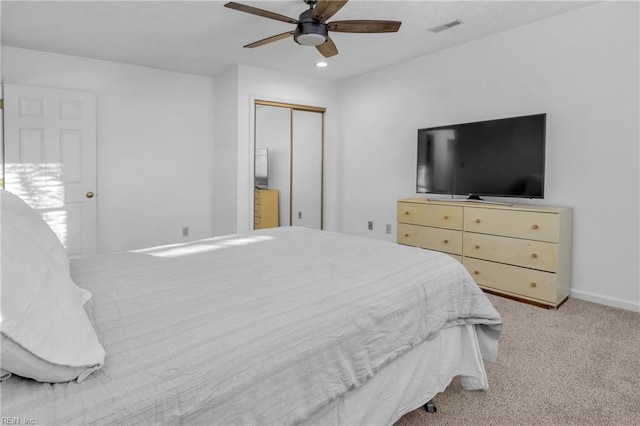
(570, 289, 640, 312)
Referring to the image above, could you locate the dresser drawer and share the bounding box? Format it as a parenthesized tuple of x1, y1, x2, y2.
(254, 189, 279, 229)
(463, 207, 559, 242)
(397, 202, 463, 230)
(463, 257, 557, 303)
(397, 223, 462, 255)
(463, 232, 558, 272)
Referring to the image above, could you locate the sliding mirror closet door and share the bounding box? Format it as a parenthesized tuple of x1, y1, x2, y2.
(291, 110, 322, 229)
(254, 102, 324, 230)
(255, 105, 291, 227)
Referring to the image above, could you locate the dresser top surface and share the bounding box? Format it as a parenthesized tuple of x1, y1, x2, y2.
(399, 197, 571, 214)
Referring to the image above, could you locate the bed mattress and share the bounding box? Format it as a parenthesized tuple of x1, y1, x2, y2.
(1, 227, 501, 425)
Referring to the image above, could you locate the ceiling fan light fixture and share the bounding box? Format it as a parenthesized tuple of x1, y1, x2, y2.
(225, 0, 402, 58)
(296, 32, 327, 46)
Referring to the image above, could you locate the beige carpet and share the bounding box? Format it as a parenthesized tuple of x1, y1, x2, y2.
(394, 294, 640, 426)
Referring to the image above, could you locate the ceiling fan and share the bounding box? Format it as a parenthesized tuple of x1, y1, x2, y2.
(224, 0, 401, 58)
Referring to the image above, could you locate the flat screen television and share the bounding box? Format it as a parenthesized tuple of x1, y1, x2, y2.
(416, 113, 546, 200)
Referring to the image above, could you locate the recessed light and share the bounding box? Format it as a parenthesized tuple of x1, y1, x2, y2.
(315, 61, 328, 68)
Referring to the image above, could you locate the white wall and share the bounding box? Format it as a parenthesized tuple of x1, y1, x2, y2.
(2, 47, 215, 253)
(0, 6, 3, 185)
(212, 65, 239, 236)
(336, 2, 639, 311)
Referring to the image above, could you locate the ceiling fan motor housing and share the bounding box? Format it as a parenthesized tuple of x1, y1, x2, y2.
(294, 9, 328, 46)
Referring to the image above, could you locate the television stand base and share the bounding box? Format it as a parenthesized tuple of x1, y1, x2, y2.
(426, 196, 513, 207)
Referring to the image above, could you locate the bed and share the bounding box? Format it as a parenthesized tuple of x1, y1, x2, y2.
(0, 189, 502, 425)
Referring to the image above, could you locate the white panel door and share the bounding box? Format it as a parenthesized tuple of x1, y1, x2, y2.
(4, 84, 97, 257)
(291, 110, 323, 229)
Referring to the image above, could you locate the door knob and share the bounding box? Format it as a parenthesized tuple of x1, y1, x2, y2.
(86, 191, 94, 199)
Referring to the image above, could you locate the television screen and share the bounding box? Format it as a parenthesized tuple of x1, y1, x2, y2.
(417, 113, 546, 199)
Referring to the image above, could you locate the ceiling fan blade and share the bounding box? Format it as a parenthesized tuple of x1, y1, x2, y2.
(316, 36, 338, 58)
(224, 2, 298, 25)
(244, 31, 294, 48)
(312, 0, 348, 22)
(327, 20, 401, 33)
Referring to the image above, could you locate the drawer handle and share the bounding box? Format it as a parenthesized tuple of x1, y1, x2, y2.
(444, 215, 449, 220)
(405, 211, 410, 215)
(474, 270, 480, 275)
(531, 253, 538, 259)
(443, 239, 449, 244)
(475, 218, 481, 224)
(530, 282, 537, 288)
(475, 244, 480, 249)
(532, 224, 539, 230)
(404, 233, 409, 237)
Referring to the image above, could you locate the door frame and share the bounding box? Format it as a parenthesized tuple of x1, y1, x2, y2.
(252, 99, 326, 229)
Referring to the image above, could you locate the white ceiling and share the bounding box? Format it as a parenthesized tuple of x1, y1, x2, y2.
(1, 0, 597, 82)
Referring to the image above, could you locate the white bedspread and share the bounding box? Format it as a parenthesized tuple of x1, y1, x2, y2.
(1, 227, 501, 425)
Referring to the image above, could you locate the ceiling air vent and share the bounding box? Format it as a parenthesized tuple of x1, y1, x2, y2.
(428, 19, 463, 33)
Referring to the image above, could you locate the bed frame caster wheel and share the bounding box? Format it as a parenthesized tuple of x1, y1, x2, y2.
(424, 399, 437, 413)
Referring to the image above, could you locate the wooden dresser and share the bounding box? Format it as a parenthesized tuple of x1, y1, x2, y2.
(397, 198, 572, 308)
(254, 189, 279, 229)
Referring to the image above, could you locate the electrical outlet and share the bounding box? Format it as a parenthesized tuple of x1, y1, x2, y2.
(386, 224, 392, 234)
(368, 221, 373, 231)
(182, 226, 189, 237)
(298, 211, 302, 219)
